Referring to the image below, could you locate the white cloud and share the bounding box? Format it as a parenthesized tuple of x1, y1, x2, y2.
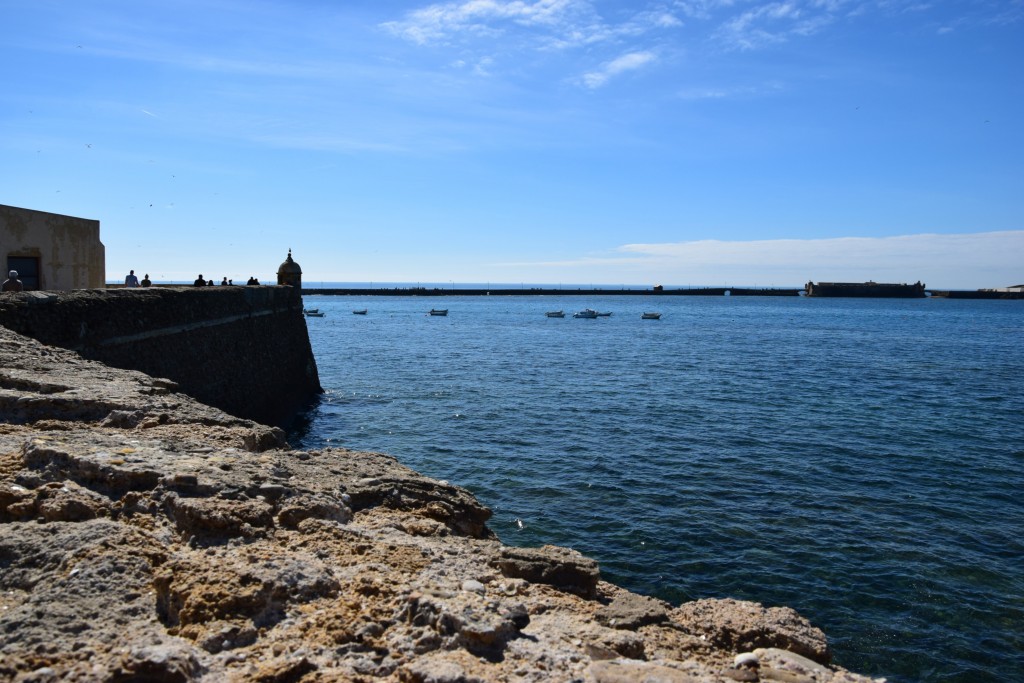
(581, 50, 657, 88)
(497, 232, 1024, 289)
(381, 0, 592, 45)
(714, 1, 839, 50)
(382, 0, 684, 51)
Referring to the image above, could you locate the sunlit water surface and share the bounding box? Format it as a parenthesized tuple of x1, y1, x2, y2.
(290, 295, 1024, 683)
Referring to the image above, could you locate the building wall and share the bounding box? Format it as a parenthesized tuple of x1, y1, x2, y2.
(0, 204, 105, 290)
(0, 286, 322, 426)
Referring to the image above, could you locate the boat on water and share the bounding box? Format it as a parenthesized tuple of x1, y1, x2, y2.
(596, 311, 612, 317)
(304, 310, 325, 318)
(573, 309, 599, 319)
(641, 312, 662, 319)
(545, 311, 565, 318)
(303, 308, 319, 314)
(429, 309, 449, 316)
(352, 309, 367, 315)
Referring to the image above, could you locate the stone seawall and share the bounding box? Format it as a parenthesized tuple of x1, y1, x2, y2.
(0, 287, 321, 426)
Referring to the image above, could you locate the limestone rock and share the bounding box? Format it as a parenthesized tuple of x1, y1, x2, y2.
(488, 544, 601, 597)
(597, 591, 672, 629)
(590, 659, 701, 682)
(671, 598, 831, 664)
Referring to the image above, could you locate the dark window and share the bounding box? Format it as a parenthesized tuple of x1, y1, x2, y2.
(7, 256, 40, 290)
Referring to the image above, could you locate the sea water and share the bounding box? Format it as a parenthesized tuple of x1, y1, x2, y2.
(289, 295, 1024, 683)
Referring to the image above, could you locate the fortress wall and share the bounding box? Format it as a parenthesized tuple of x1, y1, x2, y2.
(0, 286, 321, 425)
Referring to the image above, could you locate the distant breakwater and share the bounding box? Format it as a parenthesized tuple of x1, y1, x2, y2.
(304, 286, 803, 297)
(304, 286, 1024, 299)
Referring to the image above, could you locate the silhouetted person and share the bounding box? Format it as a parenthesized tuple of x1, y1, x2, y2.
(141, 274, 152, 287)
(2, 270, 24, 292)
(207, 279, 213, 286)
(228, 279, 233, 285)
(221, 277, 228, 286)
(125, 270, 140, 287)
(194, 274, 206, 287)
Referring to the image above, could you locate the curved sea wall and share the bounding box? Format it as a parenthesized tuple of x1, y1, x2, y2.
(0, 287, 321, 426)
(0, 317, 881, 681)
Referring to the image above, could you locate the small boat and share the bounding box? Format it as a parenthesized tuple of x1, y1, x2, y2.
(429, 309, 448, 316)
(545, 311, 565, 318)
(352, 309, 367, 315)
(596, 311, 612, 317)
(304, 310, 325, 317)
(641, 312, 662, 320)
(303, 308, 319, 314)
(573, 309, 598, 319)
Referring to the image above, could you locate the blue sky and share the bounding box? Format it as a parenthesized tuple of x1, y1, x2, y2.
(2, 0, 1022, 287)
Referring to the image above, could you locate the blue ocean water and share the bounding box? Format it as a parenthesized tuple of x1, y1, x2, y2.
(289, 295, 1024, 683)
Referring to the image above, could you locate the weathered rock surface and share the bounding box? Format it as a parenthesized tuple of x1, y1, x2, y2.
(0, 325, 884, 682)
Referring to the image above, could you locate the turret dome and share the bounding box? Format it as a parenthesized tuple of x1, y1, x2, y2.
(277, 249, 302, 288)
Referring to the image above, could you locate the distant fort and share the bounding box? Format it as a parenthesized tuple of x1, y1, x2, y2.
(804, 281, 927, 298)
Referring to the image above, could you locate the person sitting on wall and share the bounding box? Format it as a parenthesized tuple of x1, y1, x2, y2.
(221, 277, 228, 285)
(125, 270, 140, 288)
(194, 274, 206, 287)
(207, 279, 214, 286)
(141, 274, 152, 287)
(2, 270, 24, 292)
(246, 276, 256, 285)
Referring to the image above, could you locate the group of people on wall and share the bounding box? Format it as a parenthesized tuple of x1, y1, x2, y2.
(4, 268, 273, 293)
(123, 270, 151, 288)
(190, 275, 261, 286)
(120, 270, 263, 288)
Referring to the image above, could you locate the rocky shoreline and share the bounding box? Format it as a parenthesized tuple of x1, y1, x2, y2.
(0, 325, 882, 682)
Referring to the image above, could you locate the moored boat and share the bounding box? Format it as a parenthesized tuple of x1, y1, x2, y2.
(545, 311, 565, 318)
(596, 311, 612, 317)
(429, 309, 448, 316)
(573, 309, 598, 319)
(353, 309, 367, 315)
(304, 310, 324, 317)
(641, 312, 661, 319)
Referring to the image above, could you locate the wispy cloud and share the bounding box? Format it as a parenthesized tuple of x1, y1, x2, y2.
(581, 51, 658, 88)
(674, 0, 1005, 51)
(381, 0, 682, 87)
(380, 0, 997, 91)
(381, 0, 597, 46)
(675, 79, 785, 100)
(497, 232, 1024, 289)
(381, 0, 688, 47)
(713, 1, 838, 50)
